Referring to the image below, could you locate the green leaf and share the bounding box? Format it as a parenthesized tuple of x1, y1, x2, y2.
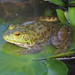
(69, 26, 75, 50)
(0, 54, 47, 75)
(44, 59, 68, 75)
(56, 9, 67, 24)
(45, 0, 65, 6)
(68, 7, 75, 26)
(69, 0, 75, 3)
(68, 1, 75, 26)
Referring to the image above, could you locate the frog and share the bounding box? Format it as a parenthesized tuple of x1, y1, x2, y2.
(3, 20, 71, 54)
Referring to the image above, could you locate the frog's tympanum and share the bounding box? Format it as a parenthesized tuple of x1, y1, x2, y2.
(3, 21, 71, 54)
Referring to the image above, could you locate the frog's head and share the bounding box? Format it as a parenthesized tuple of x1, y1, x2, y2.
(3, 24, 32, 46)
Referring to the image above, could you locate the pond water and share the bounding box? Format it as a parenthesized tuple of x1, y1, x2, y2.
(0, 0, 75, 75)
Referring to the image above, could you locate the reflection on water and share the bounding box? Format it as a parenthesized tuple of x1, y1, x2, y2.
(0, 0, 44, 23)
(0, 0, 57, 24)
(0, 1, 34, 22)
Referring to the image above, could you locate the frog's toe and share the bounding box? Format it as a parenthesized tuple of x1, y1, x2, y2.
(16, 48, 28, 55)
(16, 46, 42, 55)
(16, 49, 34, 55)
(55, 48, 68, 54)
(55, 49, 62, 54)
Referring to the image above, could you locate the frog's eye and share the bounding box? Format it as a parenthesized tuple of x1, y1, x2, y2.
(14, 32, 21, 36)
(8, 24, 16, 30)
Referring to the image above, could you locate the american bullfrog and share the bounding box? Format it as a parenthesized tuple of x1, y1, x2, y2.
(3, 20, 71, 54)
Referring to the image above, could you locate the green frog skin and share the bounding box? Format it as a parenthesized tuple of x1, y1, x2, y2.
(3, 21, 71, 54)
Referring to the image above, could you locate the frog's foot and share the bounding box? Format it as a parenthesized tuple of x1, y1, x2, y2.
(55, 49, 63, 54)
(51, 25, 71, 54)
(17, 45, 42, 54)
(55, 48, 68, 54)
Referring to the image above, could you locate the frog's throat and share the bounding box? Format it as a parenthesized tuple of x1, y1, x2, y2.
(4, 38, 34, 48)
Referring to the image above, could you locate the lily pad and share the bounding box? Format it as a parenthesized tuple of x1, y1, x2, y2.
(0, 54, 47, 75)
(56, 9, 67, 24)
(44, 59, 68, 75)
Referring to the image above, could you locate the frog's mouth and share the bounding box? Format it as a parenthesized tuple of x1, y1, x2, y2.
(3, 36, 34, 48)
(3, 37, 22, 46)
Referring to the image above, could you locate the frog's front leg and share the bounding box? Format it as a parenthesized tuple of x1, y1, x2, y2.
(17, 44, 42, 54)
(50, 25, 71, 54)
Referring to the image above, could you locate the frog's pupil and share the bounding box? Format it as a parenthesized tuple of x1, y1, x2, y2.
(15, 33, 20, 36)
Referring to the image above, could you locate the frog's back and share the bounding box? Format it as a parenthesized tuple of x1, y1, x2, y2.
(23, 21, 61, 43)
(3, 20, 72, 54)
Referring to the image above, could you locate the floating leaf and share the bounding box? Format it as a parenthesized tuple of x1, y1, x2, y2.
(44, 59, 68, 75)
(56, 9, 67, 24)
(44, 9, 52, 16)
(68, 7, 75, 26)
(0, 54, 47, 75)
